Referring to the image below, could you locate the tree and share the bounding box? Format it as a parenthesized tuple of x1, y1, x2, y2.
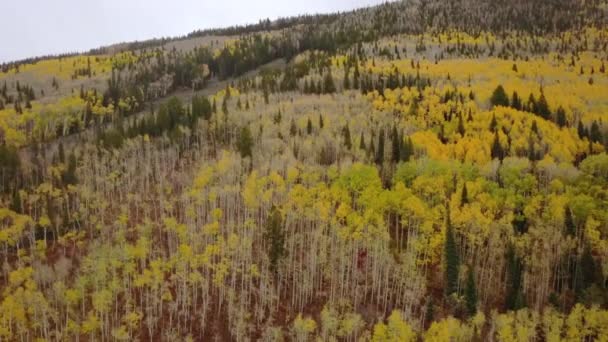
(556, 106, 567, 128)
(343, 124, 352, 150)
(237, 125, 253, 158)
(491, 132, 504, 161)
(490, 85, 509, 107)
(391, 125, 400, 162)
(290, 119, 297, 137)
(10, 190, 22, 213)
(511, 91, 522, 110)
(222, 95, 229, 115)
(265, 205, 285, 274)
(444, 207, 460, 296)
(324, 70, 336, 93)
(489, 114, 498, 132)
(460, 182, 469, 207)
(457, 114, 465, 137)
(536, 92, 551, 119)
(578, 121, 587, 139)
(506, 246, 525, 310)
(465, 268, 478, 316)
(372, 311, 416, 342)
(375, 128, 385, 165)
(62, 153, 78, 185)
(589, 121, 602, 143)
(400, 136, 413, 162)
(564, 205, 576, 237)
(307, 118, 313, 135)
(319, 114, 324, 129)
(359, 132, 366, 150)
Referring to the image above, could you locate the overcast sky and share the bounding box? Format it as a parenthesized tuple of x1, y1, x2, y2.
(1, 0, 388, 63)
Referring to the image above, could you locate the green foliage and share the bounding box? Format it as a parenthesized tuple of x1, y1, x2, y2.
(265, 206, 285, 274)
(490, 85, 509, 107)
(237, 125, 253, 159)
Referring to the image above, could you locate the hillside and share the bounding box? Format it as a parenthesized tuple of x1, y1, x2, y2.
(1, 0, 608, 340)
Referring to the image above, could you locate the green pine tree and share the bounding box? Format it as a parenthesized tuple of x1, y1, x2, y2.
(465, 267, 478, 316)
(265, 205, 285, 274)
(444, 207, 460, 296)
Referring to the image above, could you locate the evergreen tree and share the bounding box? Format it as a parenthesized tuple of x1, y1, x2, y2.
(343, 70, 350, 90)
(444, 207, 460, 296)
(536, 92, 551, 119)
(457, 114, 465, 136)
(511, 91, 522, 110)
(237, 125, 253, 158)
(465, 268, 478, 316)
(391, 125, 400, 162)
(556, 106, 567, 128)
(506, 246, 525, 310)
(222, 96, 229, 115)
(62, 153, 78, 185)
(319, 114, 324, 129)
(265, 205, 285, 274)
(490, 85, 509, 107)
(589, 121, 602, 143)
(359, 132, 366, 150)
(10, 190, 21, 213)
(491, 132, 504, 161)
(58, 142, 66, 164)
(307, 118, 313, 135)
(460, 182, 469, 207)
(290, 119, 297, 137)
(579, 245, 598, 292)
(578, 121, 587, 139)
(375, 128, 385, 165)
(323, 70, 336, 93)
(400, 137, 413, 162)
(564, 205, 576, 237)
(343, 124, 352, 150)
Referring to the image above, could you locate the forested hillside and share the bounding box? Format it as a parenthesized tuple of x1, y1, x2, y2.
(1, 0, 608, 340)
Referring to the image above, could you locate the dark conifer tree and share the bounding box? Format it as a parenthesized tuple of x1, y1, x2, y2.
(491, 132, 504, 161)
(536, 92, 551, 119)
(465, 268, 478, 316)
(375, 128, 385, 165)
(290, 119, 297, 137)
(589, 121, 602, 143)
(506, 246, 525, 310)
(556, 106, 567, 128)
(457, 114, 465, 136)
(265, 205, 285, 274)
(511, 91, 522, 110)
(565, 205, 576, 237)
(359, 132, 366, 150)
(490, 85, 509, 107)
(578, 121, 587, 139)
(461, 182, 469, 207)
(237, 125, 253, 158)
(343, 124, 352, 150)
(444, 206, 460, 296)
(391, 125, 400, 162)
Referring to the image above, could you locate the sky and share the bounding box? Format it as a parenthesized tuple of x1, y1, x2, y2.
(1, 0, 387, 63)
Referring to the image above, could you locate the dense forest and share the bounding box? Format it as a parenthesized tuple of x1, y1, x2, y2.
(1, 0, 608, 340)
